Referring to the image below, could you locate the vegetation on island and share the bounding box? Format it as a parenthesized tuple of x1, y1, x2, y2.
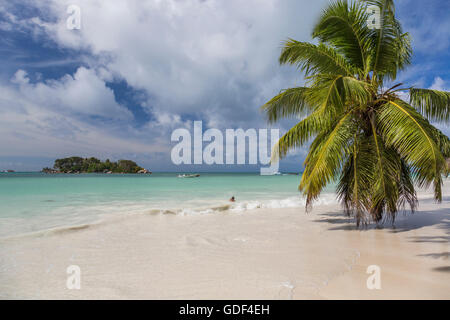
(42, 157, 150, 174)
(262, 0, 450, 226)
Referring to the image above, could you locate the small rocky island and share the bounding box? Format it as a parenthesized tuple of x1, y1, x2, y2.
(42, 157, 151, 174)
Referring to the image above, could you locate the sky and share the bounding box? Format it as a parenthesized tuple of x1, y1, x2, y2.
(0, 0, 449, 172)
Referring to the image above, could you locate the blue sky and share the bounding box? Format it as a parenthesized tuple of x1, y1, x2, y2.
(0, 0, 449, 172)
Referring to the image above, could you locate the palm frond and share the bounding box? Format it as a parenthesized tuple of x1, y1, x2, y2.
(377, 99, 446, 201)
(369, 114, 399, 222)
(312, 0, 371, 70)
(397, 159, 418, 212)
(365, 0, 412, 80)
(340, 76, 373, 106)
(261, 87, 311, 123)
(300, 110, 357, 208)
(410, 88, 450, 123)
(279, 40, 358, 76)
(306, 74, 373, 112)
(337, 136, 375, 226)
(273, 110, 332, 161)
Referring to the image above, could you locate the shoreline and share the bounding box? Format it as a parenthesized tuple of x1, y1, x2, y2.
(0, 190, 448, 299)
(0, 180, 446, 241)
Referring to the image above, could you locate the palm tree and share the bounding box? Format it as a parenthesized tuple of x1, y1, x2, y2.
(262, 0, 450, 226)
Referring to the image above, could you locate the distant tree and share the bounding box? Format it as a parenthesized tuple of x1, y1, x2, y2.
(83, 157, 101, 172)
(54, 156, 83, 172)
(117, 160, 142, 173)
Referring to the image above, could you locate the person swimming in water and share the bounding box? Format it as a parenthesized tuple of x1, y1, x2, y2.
(229, 196, 235, 202)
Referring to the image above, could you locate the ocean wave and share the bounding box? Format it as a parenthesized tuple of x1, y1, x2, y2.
(0, 194, 339, 240)
(0, 223, 95, 241)
(229, 194, 338, 212)
(146, 193, 338, 216)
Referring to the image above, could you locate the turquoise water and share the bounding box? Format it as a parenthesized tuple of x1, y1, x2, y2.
(0, 172, 337, 237)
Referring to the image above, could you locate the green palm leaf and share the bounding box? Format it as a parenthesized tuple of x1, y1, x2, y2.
(410, 88, 450, 122)
(365, 0, 412, 80)
(300, 110, 357, 208)
(279, 40, 358, 76)
(377, 99, 445, 200)
(273, 111, 329, 161)
(261, 87, 311, 123)
(312, 0, 371, 70)
(337, 136, 376, 225)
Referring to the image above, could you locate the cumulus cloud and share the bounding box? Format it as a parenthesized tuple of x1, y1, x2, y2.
(430, 77, 449, 91)
(10, 67, 132, 120)
(0, 66, 171, 164)
(32, 0, 327, 128)
(0, 78, 166, 159)
(0, 0, 446, 172)
(0, 0, 333, 170)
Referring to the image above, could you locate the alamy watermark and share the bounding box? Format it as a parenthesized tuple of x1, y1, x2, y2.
(367, 5, 381, 30)
(66, 265, 81, 290)
(171, 121, 280, 175)
(66, 5, 81, 30)
(366, 265, 381, 290)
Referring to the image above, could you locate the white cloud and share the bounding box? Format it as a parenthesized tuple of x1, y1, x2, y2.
(0, 79, 168, 159)
(10, 67, 132, 120)
(11, 69, 29, 84)
(430, 77, 448, 91)
(0, 0, 331, 169)
(31, 0, 327, 127)
(397, 0, 450, 54)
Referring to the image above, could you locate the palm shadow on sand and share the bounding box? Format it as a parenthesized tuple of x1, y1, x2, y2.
(313, 198, 450, 233)
(313, 204, 450, 273)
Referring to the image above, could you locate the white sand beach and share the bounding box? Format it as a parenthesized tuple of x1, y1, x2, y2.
(0, 184, 449, 300)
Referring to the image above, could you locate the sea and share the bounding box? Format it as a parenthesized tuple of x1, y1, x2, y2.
(0, 172, 338, 238)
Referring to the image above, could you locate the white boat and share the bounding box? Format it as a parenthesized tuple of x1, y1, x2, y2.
(177, 174, 200, 178)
